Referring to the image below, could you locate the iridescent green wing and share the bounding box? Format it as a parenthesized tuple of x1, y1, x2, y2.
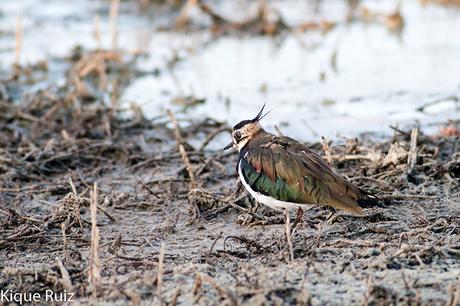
(244, 135, 365, 215)
(240, 153, 303, 203)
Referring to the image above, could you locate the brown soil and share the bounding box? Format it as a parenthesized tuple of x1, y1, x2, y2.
(1, 52, 460, 306)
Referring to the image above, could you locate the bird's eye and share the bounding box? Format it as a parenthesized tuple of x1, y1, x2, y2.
(234, 131, 241, 141)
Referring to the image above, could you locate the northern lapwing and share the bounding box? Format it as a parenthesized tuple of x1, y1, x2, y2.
(224, 105, 377, 220)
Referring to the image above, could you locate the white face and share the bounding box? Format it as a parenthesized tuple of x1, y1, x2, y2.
(232, 130, 250, 151)
(232, 122, 261, 151)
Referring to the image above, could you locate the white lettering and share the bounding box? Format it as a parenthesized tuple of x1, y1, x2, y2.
(23, 292, 33, 303)
(1, 289, 11, 302)
(32, 293, 41, 302)
(0, 290, 74, 304)
(12, 292, 24, 305)
(45, 289, 54, 300)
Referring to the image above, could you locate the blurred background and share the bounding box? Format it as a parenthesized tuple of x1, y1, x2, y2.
(1, 0, 459, 141)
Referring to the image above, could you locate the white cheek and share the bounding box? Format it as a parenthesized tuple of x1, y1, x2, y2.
(236, 139, 249, 151)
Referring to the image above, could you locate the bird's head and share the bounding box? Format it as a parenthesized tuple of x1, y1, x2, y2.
(224, 104, 270, 151)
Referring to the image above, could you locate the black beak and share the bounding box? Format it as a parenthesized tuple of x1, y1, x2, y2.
(223, 142, 233, 150)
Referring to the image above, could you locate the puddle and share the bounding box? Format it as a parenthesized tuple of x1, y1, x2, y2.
(1, 0, 459, 141)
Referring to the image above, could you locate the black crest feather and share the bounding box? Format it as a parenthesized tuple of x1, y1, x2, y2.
(233, 104, 270, 129)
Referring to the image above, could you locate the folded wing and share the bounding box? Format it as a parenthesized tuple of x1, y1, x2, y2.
(242, 136, 369, 215)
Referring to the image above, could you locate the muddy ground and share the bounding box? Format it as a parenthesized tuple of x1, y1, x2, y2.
(1, 1, 460, 304)
(0, 53, 459, 306)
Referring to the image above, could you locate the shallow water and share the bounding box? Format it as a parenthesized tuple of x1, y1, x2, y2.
(1, 0, 459, 141)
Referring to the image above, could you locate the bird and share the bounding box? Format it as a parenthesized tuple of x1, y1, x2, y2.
(224, 105, 377, 218)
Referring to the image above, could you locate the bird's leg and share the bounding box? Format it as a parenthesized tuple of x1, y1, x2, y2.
(250, 200, 260, 213)
(290, 207, 304, 236)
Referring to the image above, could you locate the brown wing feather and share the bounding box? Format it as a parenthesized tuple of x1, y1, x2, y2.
(248, 133, 368, 215)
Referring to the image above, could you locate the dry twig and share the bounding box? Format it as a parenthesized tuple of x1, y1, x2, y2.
(180, 144, 196, 189)
(15, 17, 22, 66)
(88, 182, 101, 298)
(321, 137, 334, 168)
(56, 257, 73, 291)
(156, 242, 166, 305)
(61, 223, 69, 261)
(407, 127, 419, 173)
(109, 0, 120, 50)
(285, 209, 294, 262)
(167, 110, 186, 147)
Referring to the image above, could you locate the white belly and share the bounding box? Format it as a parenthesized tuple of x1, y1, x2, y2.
(238, 159, 307, 211)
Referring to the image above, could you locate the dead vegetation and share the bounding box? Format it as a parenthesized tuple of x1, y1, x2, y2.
(420, 0, 460, 6)
(1, 0, 460, 304)
(171, 0, 406, 36)
(1, 46, 460, 304)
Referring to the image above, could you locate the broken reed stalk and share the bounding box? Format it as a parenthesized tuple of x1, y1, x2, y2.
(274, 124, 284, 137)
(89, 182, 101, 298)
(179, 144, 196, 189)
(170, 287, 181, 306)
(208, 231, 223, 257)
(175, 0, 198, 28)
(167, 110, 196, 188)
(94, 14, 102, 50)
(407, 127, 419, 173)
(290, 207, 303, 236)
(284, 210, 294, 262)
(15, 16, 22, 66)
(109, 0, 120, 50)
(56, 257, 73, 291)
(68, 176, 77, 196)
(315, 223, 322, 248)
(198, 273, 237, 304)
(450, 273, 460, 306)
(69, 175, 115, 222)
(167, 110, 186, 146)
(192, 274, 202, 297)
(61, 223, 69, 261)
(321, 136, 334, 168)
(110, 78, 119, 110)
(156, 242, 166, 304)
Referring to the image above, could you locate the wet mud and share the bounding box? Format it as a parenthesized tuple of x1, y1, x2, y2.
(1, 53, 460, 305)
(1, 1, 460, 305)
